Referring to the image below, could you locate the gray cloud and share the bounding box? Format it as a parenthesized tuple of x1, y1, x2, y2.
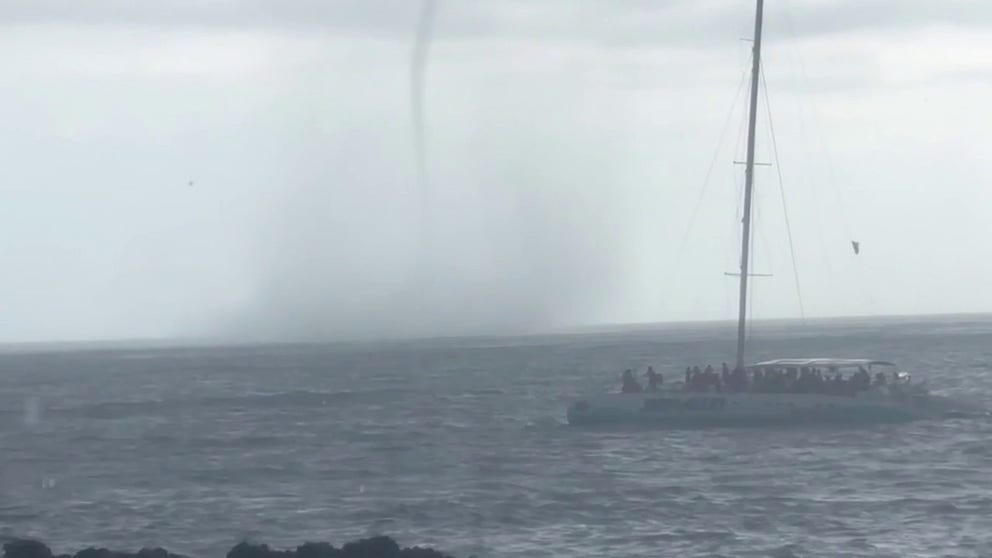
(6, 1, 992, 46)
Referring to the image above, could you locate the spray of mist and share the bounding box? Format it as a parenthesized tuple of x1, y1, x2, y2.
(213, 2, 629, 342)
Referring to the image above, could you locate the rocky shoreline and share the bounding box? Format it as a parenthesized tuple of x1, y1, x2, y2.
(3, 537, 457, 558)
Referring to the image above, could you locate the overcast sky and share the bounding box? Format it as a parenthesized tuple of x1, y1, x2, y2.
(1, 0, 991, 343)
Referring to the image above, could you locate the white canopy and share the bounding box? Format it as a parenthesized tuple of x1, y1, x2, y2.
(749, 358, 896, 369)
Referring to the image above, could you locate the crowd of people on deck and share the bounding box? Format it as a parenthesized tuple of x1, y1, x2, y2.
(620, 362, 903, 397)
(621, 367, 662, 393)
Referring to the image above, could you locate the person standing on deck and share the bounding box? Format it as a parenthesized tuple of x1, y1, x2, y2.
(621, 369, 643, 393)
(645, 366, 662, 391)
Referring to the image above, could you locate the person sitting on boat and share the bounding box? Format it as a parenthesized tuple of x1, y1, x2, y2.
(780, 369, 791, 391)
(827, 371, 842, 394)
(621, 369, 643, 393)
(725, 365, 745, 392)
(703, 365, 722, 393)
(753, 368, 767, 392)
(749, 367, 763, 392)
(873, 371, 887, 388)
(842, 374, 859, 397)
(687, 367, 699, 392)
(849, 368, 869, 392)
(688, 365, 703, 392)
(694, 366, 713, 392)
(645, 366, 662, 391)
(812, 369, 826, 393)
(888, 374, 910, 399)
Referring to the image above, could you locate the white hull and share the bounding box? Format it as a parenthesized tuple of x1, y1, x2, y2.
(567, 389, 941, 427)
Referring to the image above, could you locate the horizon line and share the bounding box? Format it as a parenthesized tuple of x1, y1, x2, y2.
(1, 309, 991, 355)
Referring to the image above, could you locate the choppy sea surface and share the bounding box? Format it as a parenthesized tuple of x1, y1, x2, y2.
(2, 315, 992, 558)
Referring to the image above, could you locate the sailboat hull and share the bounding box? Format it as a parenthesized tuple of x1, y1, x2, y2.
(566, 390, 940, 427)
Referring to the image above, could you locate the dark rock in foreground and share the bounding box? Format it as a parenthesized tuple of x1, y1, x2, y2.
(3, 541, 52, 558)
(4, 537, 457, 558)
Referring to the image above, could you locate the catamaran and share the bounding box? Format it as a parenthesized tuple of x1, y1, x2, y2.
(566, 0, 965, 427)
(567, 358, 947, 426)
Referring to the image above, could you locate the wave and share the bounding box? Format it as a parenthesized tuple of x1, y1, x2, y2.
(52, 388, 412, 420)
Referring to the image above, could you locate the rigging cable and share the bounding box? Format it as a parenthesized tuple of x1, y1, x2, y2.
(660, 59, 752, 318)
(727, 96, 751, 320)
(781, 0, 877, 313)
(782, 0, 852, 239)
(761, 62, 807, 322)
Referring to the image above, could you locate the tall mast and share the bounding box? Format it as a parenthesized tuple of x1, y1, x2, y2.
(735, 0, 764, 370)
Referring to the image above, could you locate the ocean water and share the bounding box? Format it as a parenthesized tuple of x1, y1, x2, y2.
(2, 315, 992, 558)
